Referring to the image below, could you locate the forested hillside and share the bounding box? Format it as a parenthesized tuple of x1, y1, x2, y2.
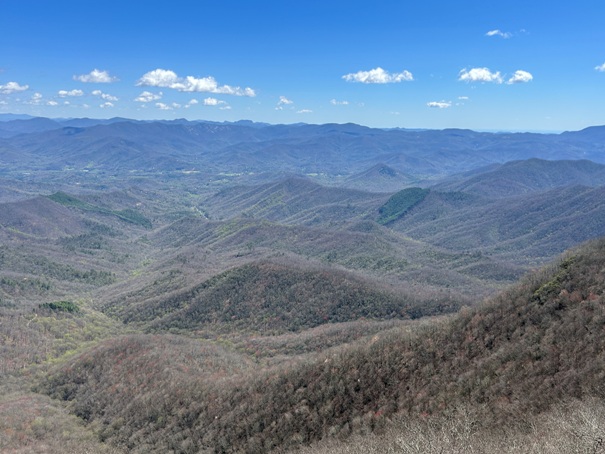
(1, 118, 605, 453)
(39, 237, 605, 453)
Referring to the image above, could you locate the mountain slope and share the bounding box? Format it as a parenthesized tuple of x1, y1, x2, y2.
(40, 236, 605, 453)
(389, 185, 605, 264)
(100, 260, 458, 334)
(341, 163, 417, 192)
(433, 158, 605, 197)
(202, 176, 384, 224)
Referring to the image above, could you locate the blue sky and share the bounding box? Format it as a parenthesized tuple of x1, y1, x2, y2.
(1, 0, 604, 131)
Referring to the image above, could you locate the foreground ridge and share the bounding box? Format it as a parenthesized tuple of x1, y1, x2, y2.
(39, 237, 605, 452)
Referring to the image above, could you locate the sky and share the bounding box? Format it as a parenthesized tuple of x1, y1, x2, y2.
(1, 0, 604, 132)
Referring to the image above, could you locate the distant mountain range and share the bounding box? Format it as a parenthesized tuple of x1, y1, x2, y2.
(2, 116, 605, 184)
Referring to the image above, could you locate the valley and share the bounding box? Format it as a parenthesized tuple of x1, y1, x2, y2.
(1, 117, 605, 452)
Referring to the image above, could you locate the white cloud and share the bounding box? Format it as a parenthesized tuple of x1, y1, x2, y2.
(138, 69, 179, 87)
(185, 99, 199, 108)
(58, 89, 84, 97)
(137, 68, 256, 97)
(134, 91, 162, 102)
(330, 99, 349, 105)
(46, 100, 58, 106)
(0, 81, 29, 94)
(0, 100, 8, 105)
(219, 105, 232, 110)
(507, 70, 533, 84)
(92, 89, 118, 101)
(458, 67, 503, 83)
(343, 67, 413, 84)
(595, 63, 605, 72)
(74, 69, 118, 83)
(156, 102, 173, 110)
(276, 95, 294, 110)
(297, 109, 312, 114)
(458, 96, 469, 100)
(27, 92, 43, 105)
(427, 101, 452, 109)
(203, 97, 226, 106)
(100, 102, 114, 108)
(486, 29, 512, 38)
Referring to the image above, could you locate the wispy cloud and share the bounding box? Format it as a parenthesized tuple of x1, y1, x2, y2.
(92, 89, 118, 101)
(134, 91, 162, 102)
(100, 102, 114, 108)
(74, 69, 118, 83)
(427, 101, 452, 109)
(58, 89, 84, 97)
(27, 92, 43, 105)
(458, 67, 503, 84)
(275, 95, 293, 110)
(343, 67, 413, 84)
(595, 63, 605, 72)
(0, 81, 29, 94)
(185, 99, 199, 108)
(330, 99, 349, 105)
(486, 29, 512, 39)
(156, 102, 173, 110)
(507, 70, 533, 84)
(46, 100, 59, 106)
(137, 68, 256, 97)
(297, 109, 313, 114)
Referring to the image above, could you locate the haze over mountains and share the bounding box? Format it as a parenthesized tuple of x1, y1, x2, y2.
(2, 116, 605, 181)
(1, 116, 605, 453)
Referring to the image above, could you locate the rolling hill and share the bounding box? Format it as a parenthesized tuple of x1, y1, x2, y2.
(38, 236, 605, 453)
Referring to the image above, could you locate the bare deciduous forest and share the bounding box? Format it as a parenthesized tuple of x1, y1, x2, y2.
(1, 119, 605, 452)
